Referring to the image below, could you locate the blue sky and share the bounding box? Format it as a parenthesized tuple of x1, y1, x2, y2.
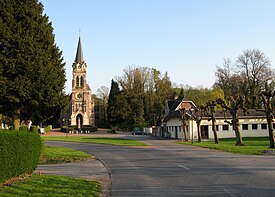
(41, 0, 275, 94)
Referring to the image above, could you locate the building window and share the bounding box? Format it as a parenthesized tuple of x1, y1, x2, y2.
(216, 125, 219, 131)
(242, 124, 248, 130)
(222, 125, 229, 131)
(76, 76, 79, 87)
(80, 76, 84, 87)
(261, 124, 267, 130)
(84, 106, 86, 112)
(273, 123, 275, 129)
(179, 126, 181, 132)
(252, 124, 258, 130)
(72, 106, 74, 112)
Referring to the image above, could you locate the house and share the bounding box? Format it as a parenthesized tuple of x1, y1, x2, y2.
(162, 98, 272, 140)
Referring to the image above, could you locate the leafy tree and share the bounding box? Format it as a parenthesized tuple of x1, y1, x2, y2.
(0, 0, 66, 128)
(115, 66, 173, 129)
(107, 79, 120, 127)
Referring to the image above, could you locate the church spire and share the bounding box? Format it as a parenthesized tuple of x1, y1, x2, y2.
(75, 37, 84, 63)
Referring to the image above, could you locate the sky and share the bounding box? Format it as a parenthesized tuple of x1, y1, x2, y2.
(41, 0, 275, 94)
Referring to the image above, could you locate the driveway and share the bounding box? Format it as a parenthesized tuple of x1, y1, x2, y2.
(40, 134, 275, 197)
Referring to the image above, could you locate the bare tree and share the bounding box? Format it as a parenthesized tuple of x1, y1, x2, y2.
(216, 96, 247, 146)
(237, 49, 274, 108)
(205, 100, 219, 144)
(97, 86, 110, 125)
(189, 105, 205, 142)
(259, 81, 275, 148)
(179, 108, 188, 142)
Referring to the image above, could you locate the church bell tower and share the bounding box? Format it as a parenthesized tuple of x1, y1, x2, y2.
(70, 37, 94, 128)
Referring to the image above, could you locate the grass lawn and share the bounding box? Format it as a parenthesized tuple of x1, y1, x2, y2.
(42, 136, 147, 146)
(177, 137, 273, 155)
(39, 146, 92, 165)
(0, 174, 101, 197)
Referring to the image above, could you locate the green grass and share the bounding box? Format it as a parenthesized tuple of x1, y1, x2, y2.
(42, 136, 147, 146)
(39, 146, 92, 165)
(0, 174, 101, 196)
(177, 137, 273, 155)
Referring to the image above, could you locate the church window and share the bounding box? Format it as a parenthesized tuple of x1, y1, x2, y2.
(76, 76, 79, 87)
(80, 76, 84, 87)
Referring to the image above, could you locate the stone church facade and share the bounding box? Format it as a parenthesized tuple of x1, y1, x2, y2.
(70, 37, 95, 127)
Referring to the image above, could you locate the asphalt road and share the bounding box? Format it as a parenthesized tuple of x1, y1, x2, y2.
(46, 135, 275, 197)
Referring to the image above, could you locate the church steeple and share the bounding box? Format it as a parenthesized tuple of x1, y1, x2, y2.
(75, 37, 84, 64)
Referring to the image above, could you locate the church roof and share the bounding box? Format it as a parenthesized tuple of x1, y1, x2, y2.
(75, 37, 84, 64)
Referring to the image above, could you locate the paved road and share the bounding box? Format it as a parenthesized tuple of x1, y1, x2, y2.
(44, 135, 275, 197)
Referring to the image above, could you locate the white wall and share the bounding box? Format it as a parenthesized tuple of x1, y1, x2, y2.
(166, 117, 271, 140)
(198, 118, 269, 139)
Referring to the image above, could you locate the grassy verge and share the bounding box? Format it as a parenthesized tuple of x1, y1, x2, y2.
(39, 146, 92, 165)
(177, 137, 272, 155)
(42, 136, 147, 146)
(0, 174, 101, 196)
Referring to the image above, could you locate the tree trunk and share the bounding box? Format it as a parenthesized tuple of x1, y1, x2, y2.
(211, 117, 219, 144)
(14, 110, 20, 130)
(197, 122, 202, 142)
(266, 110, 275, 148)
(232, 112, 244, 146)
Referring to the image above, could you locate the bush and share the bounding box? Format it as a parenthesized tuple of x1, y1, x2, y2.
(30, 126, 39, 133)
(44, 125, 51, 133)
(81, 125, 97, 132)
(19, 126, 29, 132)
(61, 126, 74, 133)
(60, 125, 97, 133)
(0, 130, 42, 184)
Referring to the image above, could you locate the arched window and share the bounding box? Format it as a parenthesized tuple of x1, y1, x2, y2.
(76, 76, 79, 87)
(80, 76, 84, 87)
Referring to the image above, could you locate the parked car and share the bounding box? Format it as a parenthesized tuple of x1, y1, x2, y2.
(132, 127, 143, 135)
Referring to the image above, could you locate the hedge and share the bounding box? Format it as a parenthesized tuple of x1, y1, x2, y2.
(0, 130, 43, 184)
(61, 125, 97, 133)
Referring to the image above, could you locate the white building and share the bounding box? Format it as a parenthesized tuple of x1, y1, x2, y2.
(162, 98, 273, 140)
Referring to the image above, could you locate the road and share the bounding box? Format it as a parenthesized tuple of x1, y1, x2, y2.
(46, 134, 275, 197)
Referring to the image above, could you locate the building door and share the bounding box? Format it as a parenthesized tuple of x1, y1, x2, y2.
(76, 114, 83, 129)
(201, 125, 209, 139)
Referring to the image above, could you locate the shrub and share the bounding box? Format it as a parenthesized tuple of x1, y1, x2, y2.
(61, 126, 74, 133)
(0, 130, 42, 184)
(81, 125, 97, 132)
(30, 126, 39, 133)
(19, 126, 29, 132)
(44, 126, 51, 133)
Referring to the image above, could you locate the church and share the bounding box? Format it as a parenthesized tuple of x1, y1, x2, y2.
(69, 37, 95, 128)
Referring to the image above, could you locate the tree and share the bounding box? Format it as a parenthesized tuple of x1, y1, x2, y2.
(189, 105, 205, 142)
(216, 96, 247, 146)
(178, 108, 188, 142)
(237, 49, 274, 108)
(215, 58, 248, 99)
(97, 86, 109, 127)
(107, 80, 120, 127)
(115, 66, 173, 129)
(205, 100, 219, 144)
(0, 0, 66, 128)
(259, 81, 275, 148)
